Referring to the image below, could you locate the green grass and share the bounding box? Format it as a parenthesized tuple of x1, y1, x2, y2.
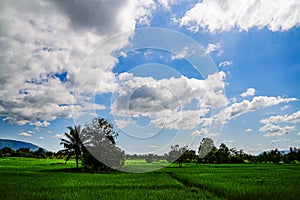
(122, 159, 169, 173)
(0, 158, 299, 200)
(162, 163, 300, 200)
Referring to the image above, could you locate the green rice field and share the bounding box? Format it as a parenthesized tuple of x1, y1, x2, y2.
(0, 157, 299, 200)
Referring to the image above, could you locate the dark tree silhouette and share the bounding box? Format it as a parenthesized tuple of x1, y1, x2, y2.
(216, 143, 230, 163)
(81, 118, 125, 171)
(167, 145, 188, 167)
(60, 125, 84, 169)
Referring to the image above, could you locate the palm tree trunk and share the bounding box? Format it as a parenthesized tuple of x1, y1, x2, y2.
(76, 155, 79, 169)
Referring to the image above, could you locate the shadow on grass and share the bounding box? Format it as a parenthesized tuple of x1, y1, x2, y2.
(43, 164, 123, 174)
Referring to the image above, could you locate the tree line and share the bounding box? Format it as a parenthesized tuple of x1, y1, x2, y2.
(1, 118, 300, 170)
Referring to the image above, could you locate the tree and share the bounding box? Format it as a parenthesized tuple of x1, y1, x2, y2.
(34, 148, 46, 158)
(81, 118, 125, 171)
(216, 143, 230, 163)
(60, 125, 84, 169)
(45, 151, 54, 158)
(1, 147, 15, 157)
(16, 148, 32, 157)
(166, 145, 188, 167)
(198, 138, 217, 163)
(229, 148, 245, 163)
(145, 154, 154, 163)
(198, 138, 215, 159)
(269, 148, 282, 164)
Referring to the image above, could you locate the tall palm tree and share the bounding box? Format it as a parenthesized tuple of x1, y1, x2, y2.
(60, 125, 84, 169)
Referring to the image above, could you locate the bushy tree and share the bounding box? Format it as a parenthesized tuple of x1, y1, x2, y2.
(166, 145, 188, 167)
(16, 148, 33, 157)
(216, 143, 230, 163)
(34, 148, 46, 158)
(198, 138, 217, 163)
(81, 118, 125, 171)
(45, 151, 54, 158)
(1, 147, 13, 156)
(145, 154, 154, 163)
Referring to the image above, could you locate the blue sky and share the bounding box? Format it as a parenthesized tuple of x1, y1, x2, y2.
(0, 0, 300, 155)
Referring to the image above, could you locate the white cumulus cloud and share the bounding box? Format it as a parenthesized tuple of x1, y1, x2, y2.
(0, 0, 157, 127)
(259, 110, 300, 137)
(219, 60, 233, 68)
(214, 96, 297, 123)
(245, 128, 253, 133)
(260, 111, 300, 125)
(19, 132, 32, 137)
(112, 71, 227, 131)
(240, 88, 256, 97)
(180, 0, 300, 33)
(260, 124, 295, 137)
(205, 43, 221, 55)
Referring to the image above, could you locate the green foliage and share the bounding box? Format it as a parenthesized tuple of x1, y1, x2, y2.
(59, 125, 83, 168)
(216, 143, 230, 163)
(166, 145, 186, 167)
(197, 138, 300, 164)
(145, 153, 154, 163)
(1, 157, 300, 200)
(80, 118, 125, 171)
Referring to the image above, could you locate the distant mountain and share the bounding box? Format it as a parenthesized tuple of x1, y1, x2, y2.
(0, 139, 43, 151)
(258, 149, 291, 155)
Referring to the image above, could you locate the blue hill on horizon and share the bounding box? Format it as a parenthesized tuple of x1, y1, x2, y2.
(0, 139, 44, 151)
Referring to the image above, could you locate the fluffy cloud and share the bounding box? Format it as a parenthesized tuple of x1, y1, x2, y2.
(214, 96, 297, 123)
(171, 47, 189, 60)
(191, 129, 208, 136)
(245, 128, 252, 133)
(180, 0, 300, 33)
(259, 111, 300, 137)
(260, 111, 300, 125)
(240, 88, 256, 97)
(0, 0, 157, 126)
(19, 131, 32, 137)
(219, 60, 233, 68)
(158, 0, 177, 11)
(112, 71, 227, 130)
(205, 43, 221, 55)
(30, 121, 50, 128)
(260, 124, 295, 137)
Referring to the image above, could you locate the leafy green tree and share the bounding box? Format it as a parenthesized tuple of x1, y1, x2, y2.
(16, 148, 33, 157)
(198, 138, 217, 163)
(1, 147, 14, 156)
(183, 150, 197, 163)
(216, 143, 230, 163)
(145, 154, 154, 163)
(60, 125, 84, 169)
(167, 145, 188, 167)
(81, 118, 125, 171)
(34, 148, 46, 158)
(229, 148, 245, 163)
(45, 151, 54, 158)
(269, 148, 282, 164)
